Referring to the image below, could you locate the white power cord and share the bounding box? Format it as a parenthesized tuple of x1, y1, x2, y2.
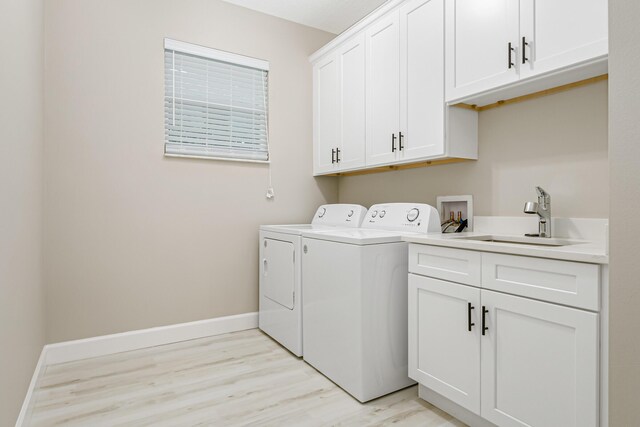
(266, 161, 274, 200)
(263, 76, 274, 200)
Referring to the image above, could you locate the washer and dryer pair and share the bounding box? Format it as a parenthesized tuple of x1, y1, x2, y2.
(259, 203, 441, 402)
(259, 204, 368, 357)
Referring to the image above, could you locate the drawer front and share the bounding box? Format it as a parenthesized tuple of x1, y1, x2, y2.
(482, 253, 600, 310)
(409, 244, 481, 285)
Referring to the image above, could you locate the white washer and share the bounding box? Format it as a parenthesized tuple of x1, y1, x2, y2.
(301, 203, 441, 402)
(259, 204, 368, 357)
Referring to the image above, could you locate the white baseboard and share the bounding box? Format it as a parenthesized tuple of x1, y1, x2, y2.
(45, 312, 258, 365)
(16, 312, 258, 426)
(15, 348, 47, 427)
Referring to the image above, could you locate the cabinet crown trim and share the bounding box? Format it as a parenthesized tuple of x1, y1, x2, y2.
(309, 0, 406, 63)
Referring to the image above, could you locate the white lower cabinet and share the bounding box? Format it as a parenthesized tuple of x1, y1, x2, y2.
(408, 245, 600, 427)
(409, 274, 481, 413)
(480, 289, 598, 427)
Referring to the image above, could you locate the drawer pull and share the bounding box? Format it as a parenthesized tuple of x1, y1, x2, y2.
(468, 302, 475, 332)
(482, 306, 489, 335)
(508, 42, 515, 69)
(522, 36, 529, 64)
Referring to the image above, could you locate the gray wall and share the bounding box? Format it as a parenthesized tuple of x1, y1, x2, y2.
(339, 81, 609, 219)
(0, 0, 45, 424)
(608, 1, 640, 425)
(43, 0, 336, 343)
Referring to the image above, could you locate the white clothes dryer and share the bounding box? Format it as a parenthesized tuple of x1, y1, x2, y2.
(259, 204, 368, 356)
(301, 203, 440, 402)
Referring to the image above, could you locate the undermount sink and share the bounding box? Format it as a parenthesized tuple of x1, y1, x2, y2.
(450, 235, 580, 247)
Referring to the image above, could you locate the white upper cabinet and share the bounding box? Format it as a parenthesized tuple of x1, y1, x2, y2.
(337, 34, 367, 170)
(399, 0, 446, 160)
(313, 54, 340, 175)
(519, 0, 608, 79)
(365, 12, 401, 166)
(363, 0, 477, 169)
(312, 0, 484, 176)
(446, 0, 609, 104)
(366, 0, 449, 167)
(445, 0, 520, 102)
(313, 35, 367, 174)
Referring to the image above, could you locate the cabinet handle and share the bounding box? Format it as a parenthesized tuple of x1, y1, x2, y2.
(331, 148, 336, 164)
(482, 306, 489, 335)
(522, 37, 529, 64)
(399, 132, 404, 151)
(336, 147, 341, 163)
(391, 134, 397, 152)
(468, 302, 475, 332)
(508, 42, 515, 69)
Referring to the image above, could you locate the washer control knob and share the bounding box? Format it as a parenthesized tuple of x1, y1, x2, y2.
(379, 210, 386, 218)
(371, 210, 378, 218)
(407, 208, 420, 222)
(318, 207, 326, 218)
(348, 209, 354, 217)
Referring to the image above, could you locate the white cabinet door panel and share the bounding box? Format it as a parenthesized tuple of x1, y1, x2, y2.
(366, 11, 400, 166)
(445, 0, 520, 102)
(519, 0, 608, 79)
(338, 34, 366, 170)
(409, 274, 481, 414)
(313, 55, 340, 174)
(481, 290, 598, 427)
(482, 252, 600, 310)
(409, 244, 481, 286)
(399, 0, 445, 160)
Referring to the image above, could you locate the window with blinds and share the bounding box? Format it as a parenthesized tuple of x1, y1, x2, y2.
(164, 39, 270, 162)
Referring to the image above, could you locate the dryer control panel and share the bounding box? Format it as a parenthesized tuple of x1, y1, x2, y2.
(311, 204, 368, 227)
(363, 203, 440, 233)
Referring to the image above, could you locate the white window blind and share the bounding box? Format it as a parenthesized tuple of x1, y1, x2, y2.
(164, 39, 270, 162)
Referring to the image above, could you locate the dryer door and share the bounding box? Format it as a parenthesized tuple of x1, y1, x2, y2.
(263, 238, 295, 309)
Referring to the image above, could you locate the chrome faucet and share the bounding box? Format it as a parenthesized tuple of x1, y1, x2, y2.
(524, 187, 551, 238)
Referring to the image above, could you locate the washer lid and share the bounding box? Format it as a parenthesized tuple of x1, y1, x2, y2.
(301, 229, 409, 245)
(260, 224, 336, 235)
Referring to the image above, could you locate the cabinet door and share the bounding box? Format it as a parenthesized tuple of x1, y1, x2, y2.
(519, 0, 608, 79)
(365, 11, 400, 166)
(337, 34, 366, 170)
(408, 274, 481, 414)
(399, 0, 445, 161)
(445, 0, 520, 102)
(481, 290, 598, 427)
(313, 54, 339, 174)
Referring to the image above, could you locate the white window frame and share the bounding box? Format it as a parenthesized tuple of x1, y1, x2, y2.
(164, 38, 271, 163)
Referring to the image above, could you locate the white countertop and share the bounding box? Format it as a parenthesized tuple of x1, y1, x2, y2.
(402, 231, 609, 264)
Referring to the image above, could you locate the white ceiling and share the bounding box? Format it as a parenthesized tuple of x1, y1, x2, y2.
(220, 0, 389, 34)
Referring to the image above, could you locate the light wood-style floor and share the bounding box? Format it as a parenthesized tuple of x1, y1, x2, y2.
(27, 329, 466, 426)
